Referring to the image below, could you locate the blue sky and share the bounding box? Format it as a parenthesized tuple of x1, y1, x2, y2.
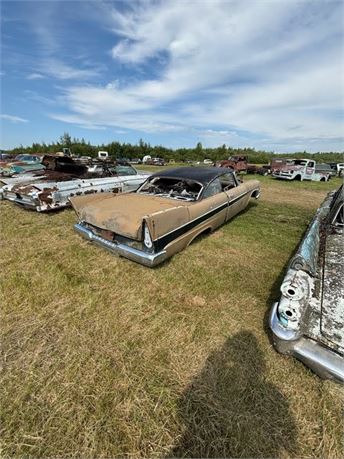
(1, 0, 343, 152)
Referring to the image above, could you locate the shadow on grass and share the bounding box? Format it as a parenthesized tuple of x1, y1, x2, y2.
(168, 331, 297, 458)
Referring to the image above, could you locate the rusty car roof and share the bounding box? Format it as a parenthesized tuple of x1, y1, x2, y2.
(149, 167, 233, 185)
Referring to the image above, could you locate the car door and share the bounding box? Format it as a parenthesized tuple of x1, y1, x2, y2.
(219, 173, 249, 221)
(305, 161, 315, 178)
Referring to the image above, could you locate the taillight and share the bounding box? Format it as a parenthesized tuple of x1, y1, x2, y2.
(143, 222, 153, 249)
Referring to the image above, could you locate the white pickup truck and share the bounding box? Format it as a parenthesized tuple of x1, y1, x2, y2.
(272, 159, 331, 182)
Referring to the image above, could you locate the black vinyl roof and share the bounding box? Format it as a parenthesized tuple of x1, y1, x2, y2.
(150, 166, 233, 185)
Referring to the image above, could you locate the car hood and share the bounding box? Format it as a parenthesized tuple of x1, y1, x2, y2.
(70, 193, 191, 240)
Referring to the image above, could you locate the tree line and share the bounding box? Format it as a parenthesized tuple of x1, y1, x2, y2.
(6, 133, 344, 164)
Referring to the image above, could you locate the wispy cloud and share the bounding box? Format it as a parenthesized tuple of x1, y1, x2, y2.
(38, 58, 101, 80)
(1, 114, 29, 123)
(27, 73, 45, 80)
(18, 2, 103, 81)
(48, 0, 343, 151)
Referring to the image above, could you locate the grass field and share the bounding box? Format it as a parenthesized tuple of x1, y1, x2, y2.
(1, 175, 343, 458)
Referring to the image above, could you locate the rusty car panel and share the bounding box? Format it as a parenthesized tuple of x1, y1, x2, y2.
(270, 185, 344, 383)
(71, 167, 260, 267)
(2, 173, 149, 212)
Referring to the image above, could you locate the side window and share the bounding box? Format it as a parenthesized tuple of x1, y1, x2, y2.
(202, 178, 222, 199)
(218, 173, 237, 191)
(308, 161, 315, 168)
(115, 165, 137, 176)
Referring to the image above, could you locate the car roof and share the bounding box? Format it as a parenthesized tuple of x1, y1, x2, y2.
(149, 167, 234, 185)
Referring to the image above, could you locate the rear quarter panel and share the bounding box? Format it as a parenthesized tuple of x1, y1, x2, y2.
(146, 205, 191, 241)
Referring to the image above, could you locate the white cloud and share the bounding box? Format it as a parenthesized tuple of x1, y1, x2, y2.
(1, 114, 29, 123)
(38, 59, 101, 80)
(51, 0, 344, 151)
(27, 73, 45, 80)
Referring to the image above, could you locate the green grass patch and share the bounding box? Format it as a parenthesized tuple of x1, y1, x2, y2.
(0, 180, 343, 458)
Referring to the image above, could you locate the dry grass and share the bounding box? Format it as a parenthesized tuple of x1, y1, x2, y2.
(1, 176, 343, 458)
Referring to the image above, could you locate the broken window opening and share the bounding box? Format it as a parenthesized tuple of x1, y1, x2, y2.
(138, 177, 203, 201)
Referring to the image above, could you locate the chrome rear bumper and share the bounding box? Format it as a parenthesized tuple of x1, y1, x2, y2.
(74, 223, 168, 267)
(270, 302, 344, 383)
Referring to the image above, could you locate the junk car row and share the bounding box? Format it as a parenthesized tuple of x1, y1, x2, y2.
(1, 154, 343, 384)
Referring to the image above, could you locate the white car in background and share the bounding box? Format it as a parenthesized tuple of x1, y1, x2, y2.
(337, 163, 344, 176)
(1, 163, 149, 212)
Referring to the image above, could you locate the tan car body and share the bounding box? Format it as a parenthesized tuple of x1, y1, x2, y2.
(71, 169, 260, 267)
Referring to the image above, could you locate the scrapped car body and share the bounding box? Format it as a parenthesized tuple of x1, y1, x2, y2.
(2, 167, 148, 212)
(270, 186, 344, 383)
(0, 154, 44, 176)
(217, 155, 248, 172)
(71, 167, 260, 267)
(270, 158, 295, 174)
(0, 174, 47, 200)
(272, 159, 331, 181)
(0, 161, 45, 176)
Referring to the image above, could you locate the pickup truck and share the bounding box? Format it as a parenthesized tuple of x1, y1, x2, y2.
(218, 156, 270, 175)
(272, 159, 331, 182)
(217, 155, 248, 172)
(327, 163, 344, 177)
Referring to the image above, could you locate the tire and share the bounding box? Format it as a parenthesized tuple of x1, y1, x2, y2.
(294, 175, 302, 181)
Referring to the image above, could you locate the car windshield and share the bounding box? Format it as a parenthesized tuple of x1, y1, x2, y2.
(292, 160, 307, 166)
(15, 155, 38, 162)
(137, 177, 202, 201)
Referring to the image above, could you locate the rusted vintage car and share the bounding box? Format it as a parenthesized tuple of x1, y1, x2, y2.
(1, 162, 148, 212)
(71, 167, 260, 267)
(0, 154, 44, 176)
(217, 155, 248, 172)
(270, 185, 343, 383)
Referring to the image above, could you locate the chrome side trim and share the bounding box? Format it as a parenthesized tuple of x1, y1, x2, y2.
(74, 223, 168, 267)
(270, 302, 344, 383)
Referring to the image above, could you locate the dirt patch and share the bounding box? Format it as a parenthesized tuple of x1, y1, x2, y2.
(191, 296, 207, 307)
(259, 182, 328, 208)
